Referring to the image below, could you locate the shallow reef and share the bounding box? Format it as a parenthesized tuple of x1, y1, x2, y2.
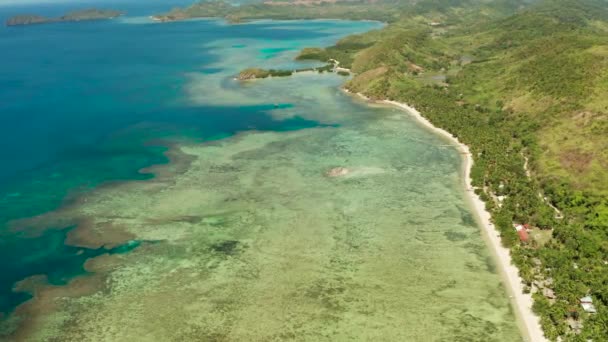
(3, 19, 520, 341)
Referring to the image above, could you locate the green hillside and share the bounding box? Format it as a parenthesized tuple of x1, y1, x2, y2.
(153, 0, 402, 23)
(338, 3, 608, 339)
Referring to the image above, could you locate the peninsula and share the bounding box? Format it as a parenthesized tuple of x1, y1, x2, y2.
(5, 9, 124, 27)
(236, 64, 337, 80)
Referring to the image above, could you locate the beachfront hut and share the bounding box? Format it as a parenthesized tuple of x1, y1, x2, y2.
(514, 224, 529, 242)
(517, 229, 529, 242)
(580, 296, 597, 314)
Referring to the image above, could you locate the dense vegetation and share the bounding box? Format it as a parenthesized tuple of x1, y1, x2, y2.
(237, 67, 294, 80)
(158, 0, 608, 340)
(237, 64, 335, 80)
(342, 3, 608, 340)
(153, 0, 402, 23)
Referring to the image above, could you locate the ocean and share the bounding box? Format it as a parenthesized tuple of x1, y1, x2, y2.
(0, 1, 520, 340)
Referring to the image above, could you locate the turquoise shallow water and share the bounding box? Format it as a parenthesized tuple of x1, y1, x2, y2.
(0, 4, 520, 341)
(0, 2, 381, 317)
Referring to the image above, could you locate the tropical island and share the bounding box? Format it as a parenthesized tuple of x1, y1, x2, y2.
(5, 9, 124, 27)
(153, 0, 608, 341)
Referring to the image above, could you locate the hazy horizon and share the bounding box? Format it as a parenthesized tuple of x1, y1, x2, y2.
(0, 0, 190, 7)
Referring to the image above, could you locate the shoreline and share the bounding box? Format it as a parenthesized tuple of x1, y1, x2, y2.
(345, 89, 546, 342)
(148, 15, 387, 26)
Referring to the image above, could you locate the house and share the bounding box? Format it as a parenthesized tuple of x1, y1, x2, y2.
(514, 224, 529, 242)
(580, 296, 597, 314)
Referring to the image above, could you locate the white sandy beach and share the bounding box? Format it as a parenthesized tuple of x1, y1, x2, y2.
(346, 90, 547, 342)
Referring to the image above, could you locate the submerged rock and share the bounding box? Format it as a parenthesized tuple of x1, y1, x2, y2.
(211, 240, 241, 255)
(325, 167, 350, 177)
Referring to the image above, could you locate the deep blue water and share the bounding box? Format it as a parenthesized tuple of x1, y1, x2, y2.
(0, 1, 378, 317)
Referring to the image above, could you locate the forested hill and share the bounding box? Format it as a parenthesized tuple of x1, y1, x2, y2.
(153, 0, 531, 23)
(157, 0, 608, 340)
(321, 1, 608, 339)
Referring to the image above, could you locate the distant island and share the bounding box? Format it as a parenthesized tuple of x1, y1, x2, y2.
(150, 0, 395, 23)
(5, 9, 124, 27)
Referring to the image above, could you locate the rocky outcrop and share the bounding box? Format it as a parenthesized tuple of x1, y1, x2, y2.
(237, 68, 270, 81)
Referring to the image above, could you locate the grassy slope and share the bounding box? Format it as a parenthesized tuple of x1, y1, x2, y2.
(340, 0, 608, 196)
(462, 2, 608, 197)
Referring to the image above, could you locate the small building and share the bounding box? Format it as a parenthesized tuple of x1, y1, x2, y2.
(580, 296, 597, 314)
(514, 224, 529, 242)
